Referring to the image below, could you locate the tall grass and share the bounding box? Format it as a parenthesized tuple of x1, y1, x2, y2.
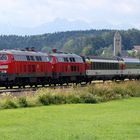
(0, 81, 140, 109)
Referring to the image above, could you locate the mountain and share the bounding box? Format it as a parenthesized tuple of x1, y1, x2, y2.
(0, 18, 133, 35)
(0, 19, 93, 35)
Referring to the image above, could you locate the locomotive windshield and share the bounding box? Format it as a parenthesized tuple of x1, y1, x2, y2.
(0, 54, 8, 61)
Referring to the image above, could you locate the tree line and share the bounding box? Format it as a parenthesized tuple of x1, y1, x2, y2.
(0, 29, 140, 56)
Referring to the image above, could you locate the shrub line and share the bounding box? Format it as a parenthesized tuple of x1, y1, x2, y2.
(0, 81, 140, 109)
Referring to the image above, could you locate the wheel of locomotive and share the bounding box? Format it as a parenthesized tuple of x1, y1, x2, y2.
(10, 85, 13, 89)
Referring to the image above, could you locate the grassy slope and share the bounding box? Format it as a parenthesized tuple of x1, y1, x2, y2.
(0, 98, 139, 140)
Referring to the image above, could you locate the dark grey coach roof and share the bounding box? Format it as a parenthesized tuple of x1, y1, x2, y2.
(122, 57, 140, 63)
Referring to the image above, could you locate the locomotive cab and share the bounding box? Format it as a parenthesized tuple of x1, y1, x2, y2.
(0, 53, 12, 83)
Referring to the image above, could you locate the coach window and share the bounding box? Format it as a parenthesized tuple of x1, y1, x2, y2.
(39, 56, 42, 61)
(95, 62, 97, 69)
(112, 63, 114, 69)
(95, 62, 98, 69)
(0, 54, 8, 61)
(64, 57, 69, 62)
(58, 57, 64, 62)
(110, 63, 112, 70)
(108, 63, 110, 69)
(73, 58, 75, 62)
(91, 62, 94, 69)
(36, 56, 40, 61)
(66, 58, 69, 62)
(103, 63, 105, 70)
(111, 63, 114, 69)
(69, 58, 74, 62)
(100, 62, 103, 69)
(114, 63, 116, 69)
(36, 56, 42, 61)
(93, 62, 96, 70)
(30, 56, 35, 61)
(96, 62, 99, 70)
(26, 56, 30, 61)
(38, 56, 42, 61)
(115, 63, 117, 69)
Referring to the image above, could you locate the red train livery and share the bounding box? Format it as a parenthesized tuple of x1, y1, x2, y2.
(0, 49, 140, 88)
(50, 52, 86, 84)
(0, 50, 52, 88)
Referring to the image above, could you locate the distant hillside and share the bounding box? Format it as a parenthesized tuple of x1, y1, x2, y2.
(0, 29, 140, 56)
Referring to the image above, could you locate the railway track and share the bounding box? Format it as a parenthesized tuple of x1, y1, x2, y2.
(0, 88, 37, 94)
(0, 79, 132, 94)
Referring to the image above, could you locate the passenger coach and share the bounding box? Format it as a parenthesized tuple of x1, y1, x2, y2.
(85, 57, 125, 81)
(122, 58, 140, 79)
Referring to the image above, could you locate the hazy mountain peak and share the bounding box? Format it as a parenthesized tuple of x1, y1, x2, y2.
(0, 18, 133, 35)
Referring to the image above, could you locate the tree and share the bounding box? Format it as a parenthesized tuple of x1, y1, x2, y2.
(82, 45, 92, 56)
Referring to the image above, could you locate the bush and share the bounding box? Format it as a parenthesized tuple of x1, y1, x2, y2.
(0, 81, 140, 110)
(1, 99, 17, 109)
(79, 93, 98, 103)
(66, 94, 81, 104)
(38, 93, 52, 105)
(18, 97, 28, 107)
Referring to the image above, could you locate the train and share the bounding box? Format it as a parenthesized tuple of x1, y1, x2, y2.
(0, 49, 140, 88)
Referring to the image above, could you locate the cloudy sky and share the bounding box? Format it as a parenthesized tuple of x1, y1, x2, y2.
(0, 0, 140, 29)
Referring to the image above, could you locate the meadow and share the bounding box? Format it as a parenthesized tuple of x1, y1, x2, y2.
(0, 98, 139, 140)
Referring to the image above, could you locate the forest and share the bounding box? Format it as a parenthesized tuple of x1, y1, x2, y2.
(0, 28, 140, 56)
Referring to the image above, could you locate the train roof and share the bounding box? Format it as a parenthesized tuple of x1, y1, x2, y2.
(50, 53, 82, 58)
(85, 56, 120, 63)
(0, 49, 49, 56)
(89, 59, 119, 63)
(85, 56, 122, 60)
(122, 57, 140, 63)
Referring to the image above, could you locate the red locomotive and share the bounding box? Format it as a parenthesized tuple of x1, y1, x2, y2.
(0, 48, 139, 89)
(0, 49, 52, 88)
(50, 51, 86, 84)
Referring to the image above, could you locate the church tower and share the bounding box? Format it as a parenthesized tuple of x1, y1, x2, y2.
(114, 31, 122, 56)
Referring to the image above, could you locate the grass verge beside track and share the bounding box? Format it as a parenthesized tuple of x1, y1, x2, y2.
(0, 98, 139, 140)
(0, 81, 140, 109)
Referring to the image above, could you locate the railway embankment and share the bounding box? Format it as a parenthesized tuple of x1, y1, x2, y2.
(0, 81, 140, 109)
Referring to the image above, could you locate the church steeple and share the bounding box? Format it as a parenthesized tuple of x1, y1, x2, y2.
(114, 31, 122, 56)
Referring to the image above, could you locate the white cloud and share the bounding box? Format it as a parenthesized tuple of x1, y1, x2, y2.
(0, 0, 139, 28)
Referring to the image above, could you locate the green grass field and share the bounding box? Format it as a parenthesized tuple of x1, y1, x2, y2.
(0, 98, 139, 140)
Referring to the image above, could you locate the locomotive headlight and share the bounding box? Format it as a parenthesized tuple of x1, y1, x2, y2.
(1, 70, 7, 73)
